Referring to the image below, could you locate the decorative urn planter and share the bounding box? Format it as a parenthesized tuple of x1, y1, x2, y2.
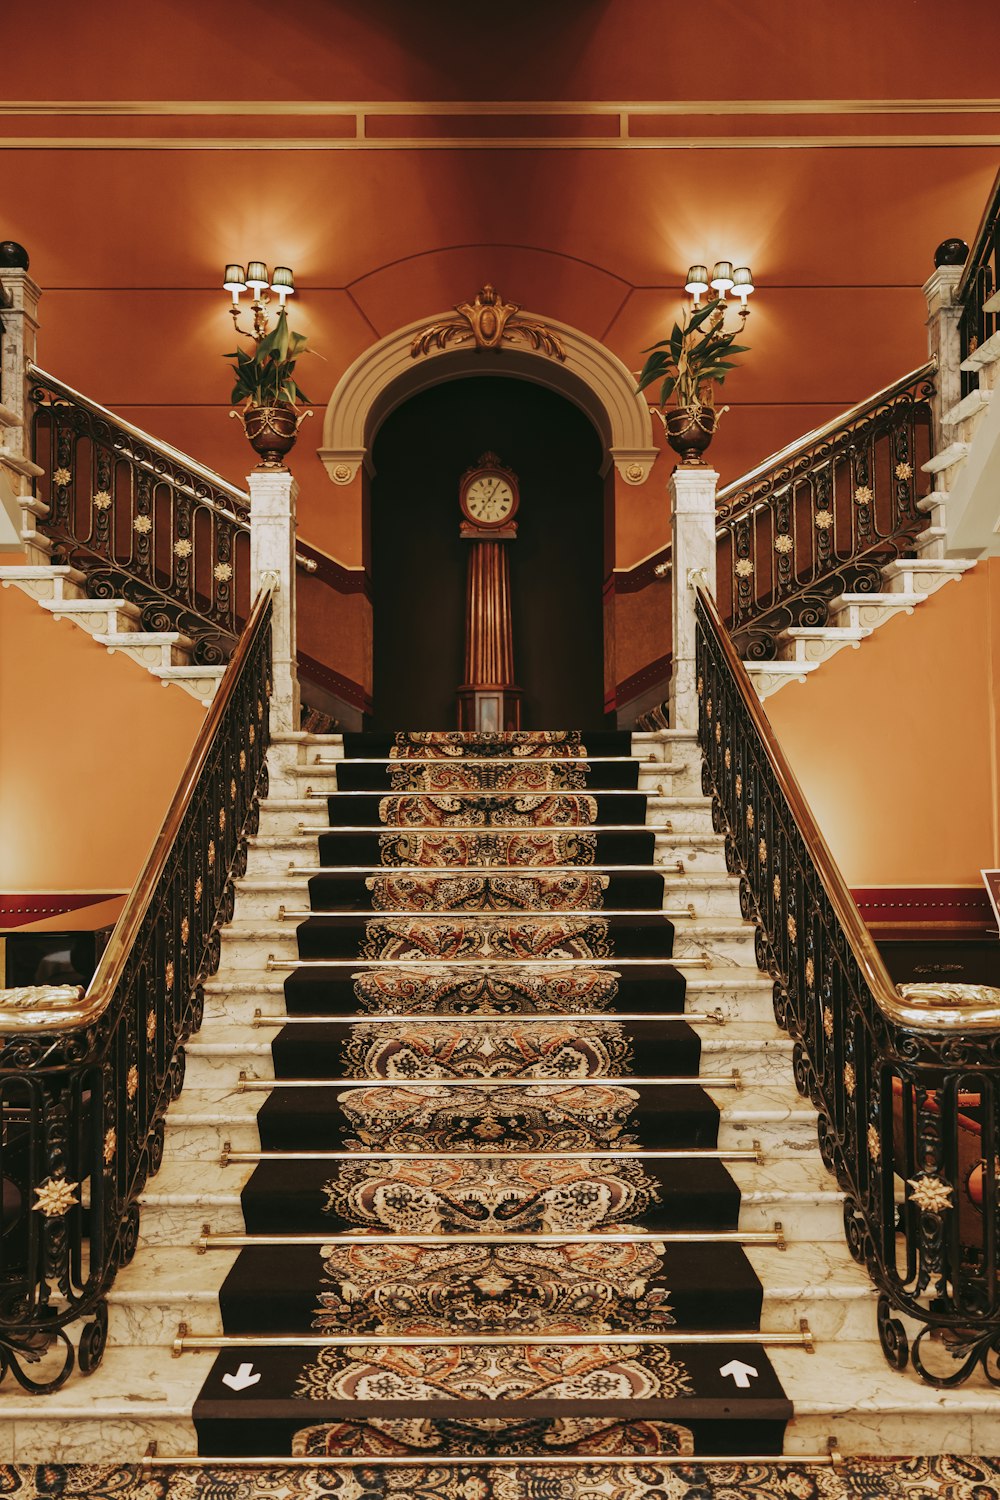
(238, 402, 301, 468)
(662, 404, 718, 465)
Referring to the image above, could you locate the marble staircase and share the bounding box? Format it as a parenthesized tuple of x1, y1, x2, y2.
(0, 560, 225, 705)
(0, 728, 995, 1464)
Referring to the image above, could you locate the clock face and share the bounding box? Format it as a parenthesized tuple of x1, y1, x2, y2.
(463, 472, 517, 527)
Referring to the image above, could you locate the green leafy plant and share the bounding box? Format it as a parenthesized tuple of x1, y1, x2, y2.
(226, 308, 313, 407)
(636, 297, 749, 411)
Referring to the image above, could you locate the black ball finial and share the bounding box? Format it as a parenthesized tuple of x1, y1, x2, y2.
(0, 242, 29, 270)
(934, 238, 969, 268)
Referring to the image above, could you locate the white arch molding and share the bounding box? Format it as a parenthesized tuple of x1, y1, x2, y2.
(317, 309, 659, 486)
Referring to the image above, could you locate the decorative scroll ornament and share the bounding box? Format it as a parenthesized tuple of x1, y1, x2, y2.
(0, 984, 84, 1011)
(411, 285, 567, 362)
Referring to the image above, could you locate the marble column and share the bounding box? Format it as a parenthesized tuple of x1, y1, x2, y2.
(669, 465, 719, 731)
(0, 263, 45, 550)
(248, 466, 300, 735)
(923, 264, 964, 449)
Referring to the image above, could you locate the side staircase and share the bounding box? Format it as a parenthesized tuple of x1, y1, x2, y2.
(1, 727, 995, 1465)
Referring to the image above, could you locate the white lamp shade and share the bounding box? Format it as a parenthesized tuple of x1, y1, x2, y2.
(223, 264, 247, 292)
(732, 267, 755, 296)
(685, 264, 709, 295)
(710, 261, 735, 291)
(245, 261, 269, 292)
(270, 266, 295, 294)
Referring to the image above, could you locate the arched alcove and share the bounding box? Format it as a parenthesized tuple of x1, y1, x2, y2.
(369, 375, 606, 729)
(318, 306, 658, 487)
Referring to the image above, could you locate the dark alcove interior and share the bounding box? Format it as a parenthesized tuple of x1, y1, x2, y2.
(370, 375, 606, 730)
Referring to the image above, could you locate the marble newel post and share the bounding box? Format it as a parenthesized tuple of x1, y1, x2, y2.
(248, 466, 300, 734)
(668, 465, 719, 731)
(923, 262, 964, 451)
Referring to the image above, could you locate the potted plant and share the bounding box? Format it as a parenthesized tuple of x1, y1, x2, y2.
(227, 309, 314, 467)
(636, 297, 749, 464)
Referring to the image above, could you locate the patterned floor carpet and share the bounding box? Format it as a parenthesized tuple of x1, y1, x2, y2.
(192, 731, 794, 1459)
(4, 1456, 1000, 1499)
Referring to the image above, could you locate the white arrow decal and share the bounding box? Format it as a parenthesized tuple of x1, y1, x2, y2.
(719, 1359, 758, 1389)
(222, 1362, 261, 1391)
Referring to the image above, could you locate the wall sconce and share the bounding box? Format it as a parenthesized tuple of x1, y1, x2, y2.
(223, 261, 296, 342)
(685, 259, 755, 322)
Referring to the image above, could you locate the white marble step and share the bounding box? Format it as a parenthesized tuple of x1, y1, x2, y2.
(9, 1334, 997, 1460)
(912, 525, 948, 559)
(959, 326, 1000, 371)
(921, 439, 970, 475)
(200, 966, 782, 1026)
(272, 728, 689, 761)
(231, 869, 742, 920)
(742, 659, 820, 699)
(880, 556, 976, 594)
(777, 626, 870, 666)
(216, 914, 757, 967)
(244, 829, 733, 876)
(103, 1242, 877, 1348)
(942, 386, 991, 428)
(40, 596, 141, 635)
(136, 1154, 845, 1246)
(182, 1024, 794, 1089)
(826, 591, 924, 631)
(95, 630, 191, 669)
(0, 562, 86, 602)
(778, 1339, 1000, 1455)
(161, 1082, 822, 1157)
(150, 664, 226, 705)
(0, 1344, 210, 1460)
(258, 793, 717, 835)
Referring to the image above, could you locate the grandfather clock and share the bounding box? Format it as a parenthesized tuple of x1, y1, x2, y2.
(456, 453, 523, 731)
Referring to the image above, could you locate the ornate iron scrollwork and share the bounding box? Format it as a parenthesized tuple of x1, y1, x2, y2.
(0, 598, 273, 1386)
(714, 365, 935, 650)
(695, 589, 1000, 1386)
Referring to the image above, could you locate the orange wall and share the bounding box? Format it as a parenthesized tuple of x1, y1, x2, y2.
(0, 584, 205, 893)
(765, 559, 1000, 888)
(3, 0, 1000, 703)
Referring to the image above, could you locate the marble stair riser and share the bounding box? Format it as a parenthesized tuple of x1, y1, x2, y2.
(244, 832, 733, 876)
(134, 1191, 846, 1249)
(230, 872, 743, 921)
(41, 600, 141, 636)
(826, 595, 923, 632)
(881, 561, 973, 595)
(159, 1094, 823, 1161)
(215, 920, 757, 968)
(0, 565, 86, 602)
(256, 796, 718, 837)
(181, 1033, 794, 1088)
(95, 633, 191, 669)
(199, 972, 783, 1026)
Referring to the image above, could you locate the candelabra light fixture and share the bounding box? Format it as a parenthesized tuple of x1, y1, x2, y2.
(223, 261, 296, 342)
(684, 261, 755, 323)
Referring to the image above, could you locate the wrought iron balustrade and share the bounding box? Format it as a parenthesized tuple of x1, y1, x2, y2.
(0, 591, 272, 1392)
(30, 365, 252, 665)
(714, 363, 936, 661)
(958, 167, 1000, 399)
(695, 586, 1000, 1387)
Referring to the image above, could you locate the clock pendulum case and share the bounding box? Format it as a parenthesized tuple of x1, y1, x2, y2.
(456, 453, 523, 732)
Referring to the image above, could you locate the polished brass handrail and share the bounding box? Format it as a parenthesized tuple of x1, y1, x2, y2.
(0, 588, 274, 1034)
(697, 584, 1000, 1032)
(715, 359, 936, 514)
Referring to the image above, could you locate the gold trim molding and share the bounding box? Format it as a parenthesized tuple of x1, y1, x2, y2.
(411, 287, 566, 361)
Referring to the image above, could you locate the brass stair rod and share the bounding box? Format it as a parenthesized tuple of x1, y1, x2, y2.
(173, 1326, 814, 1354)
(235, 1071, 741, 1091)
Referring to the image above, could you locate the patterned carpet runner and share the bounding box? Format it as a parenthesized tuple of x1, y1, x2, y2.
(193, 731, 793, 1460)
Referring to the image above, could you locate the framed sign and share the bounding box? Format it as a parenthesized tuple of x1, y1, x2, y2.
(981, 870, 1000, 934)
